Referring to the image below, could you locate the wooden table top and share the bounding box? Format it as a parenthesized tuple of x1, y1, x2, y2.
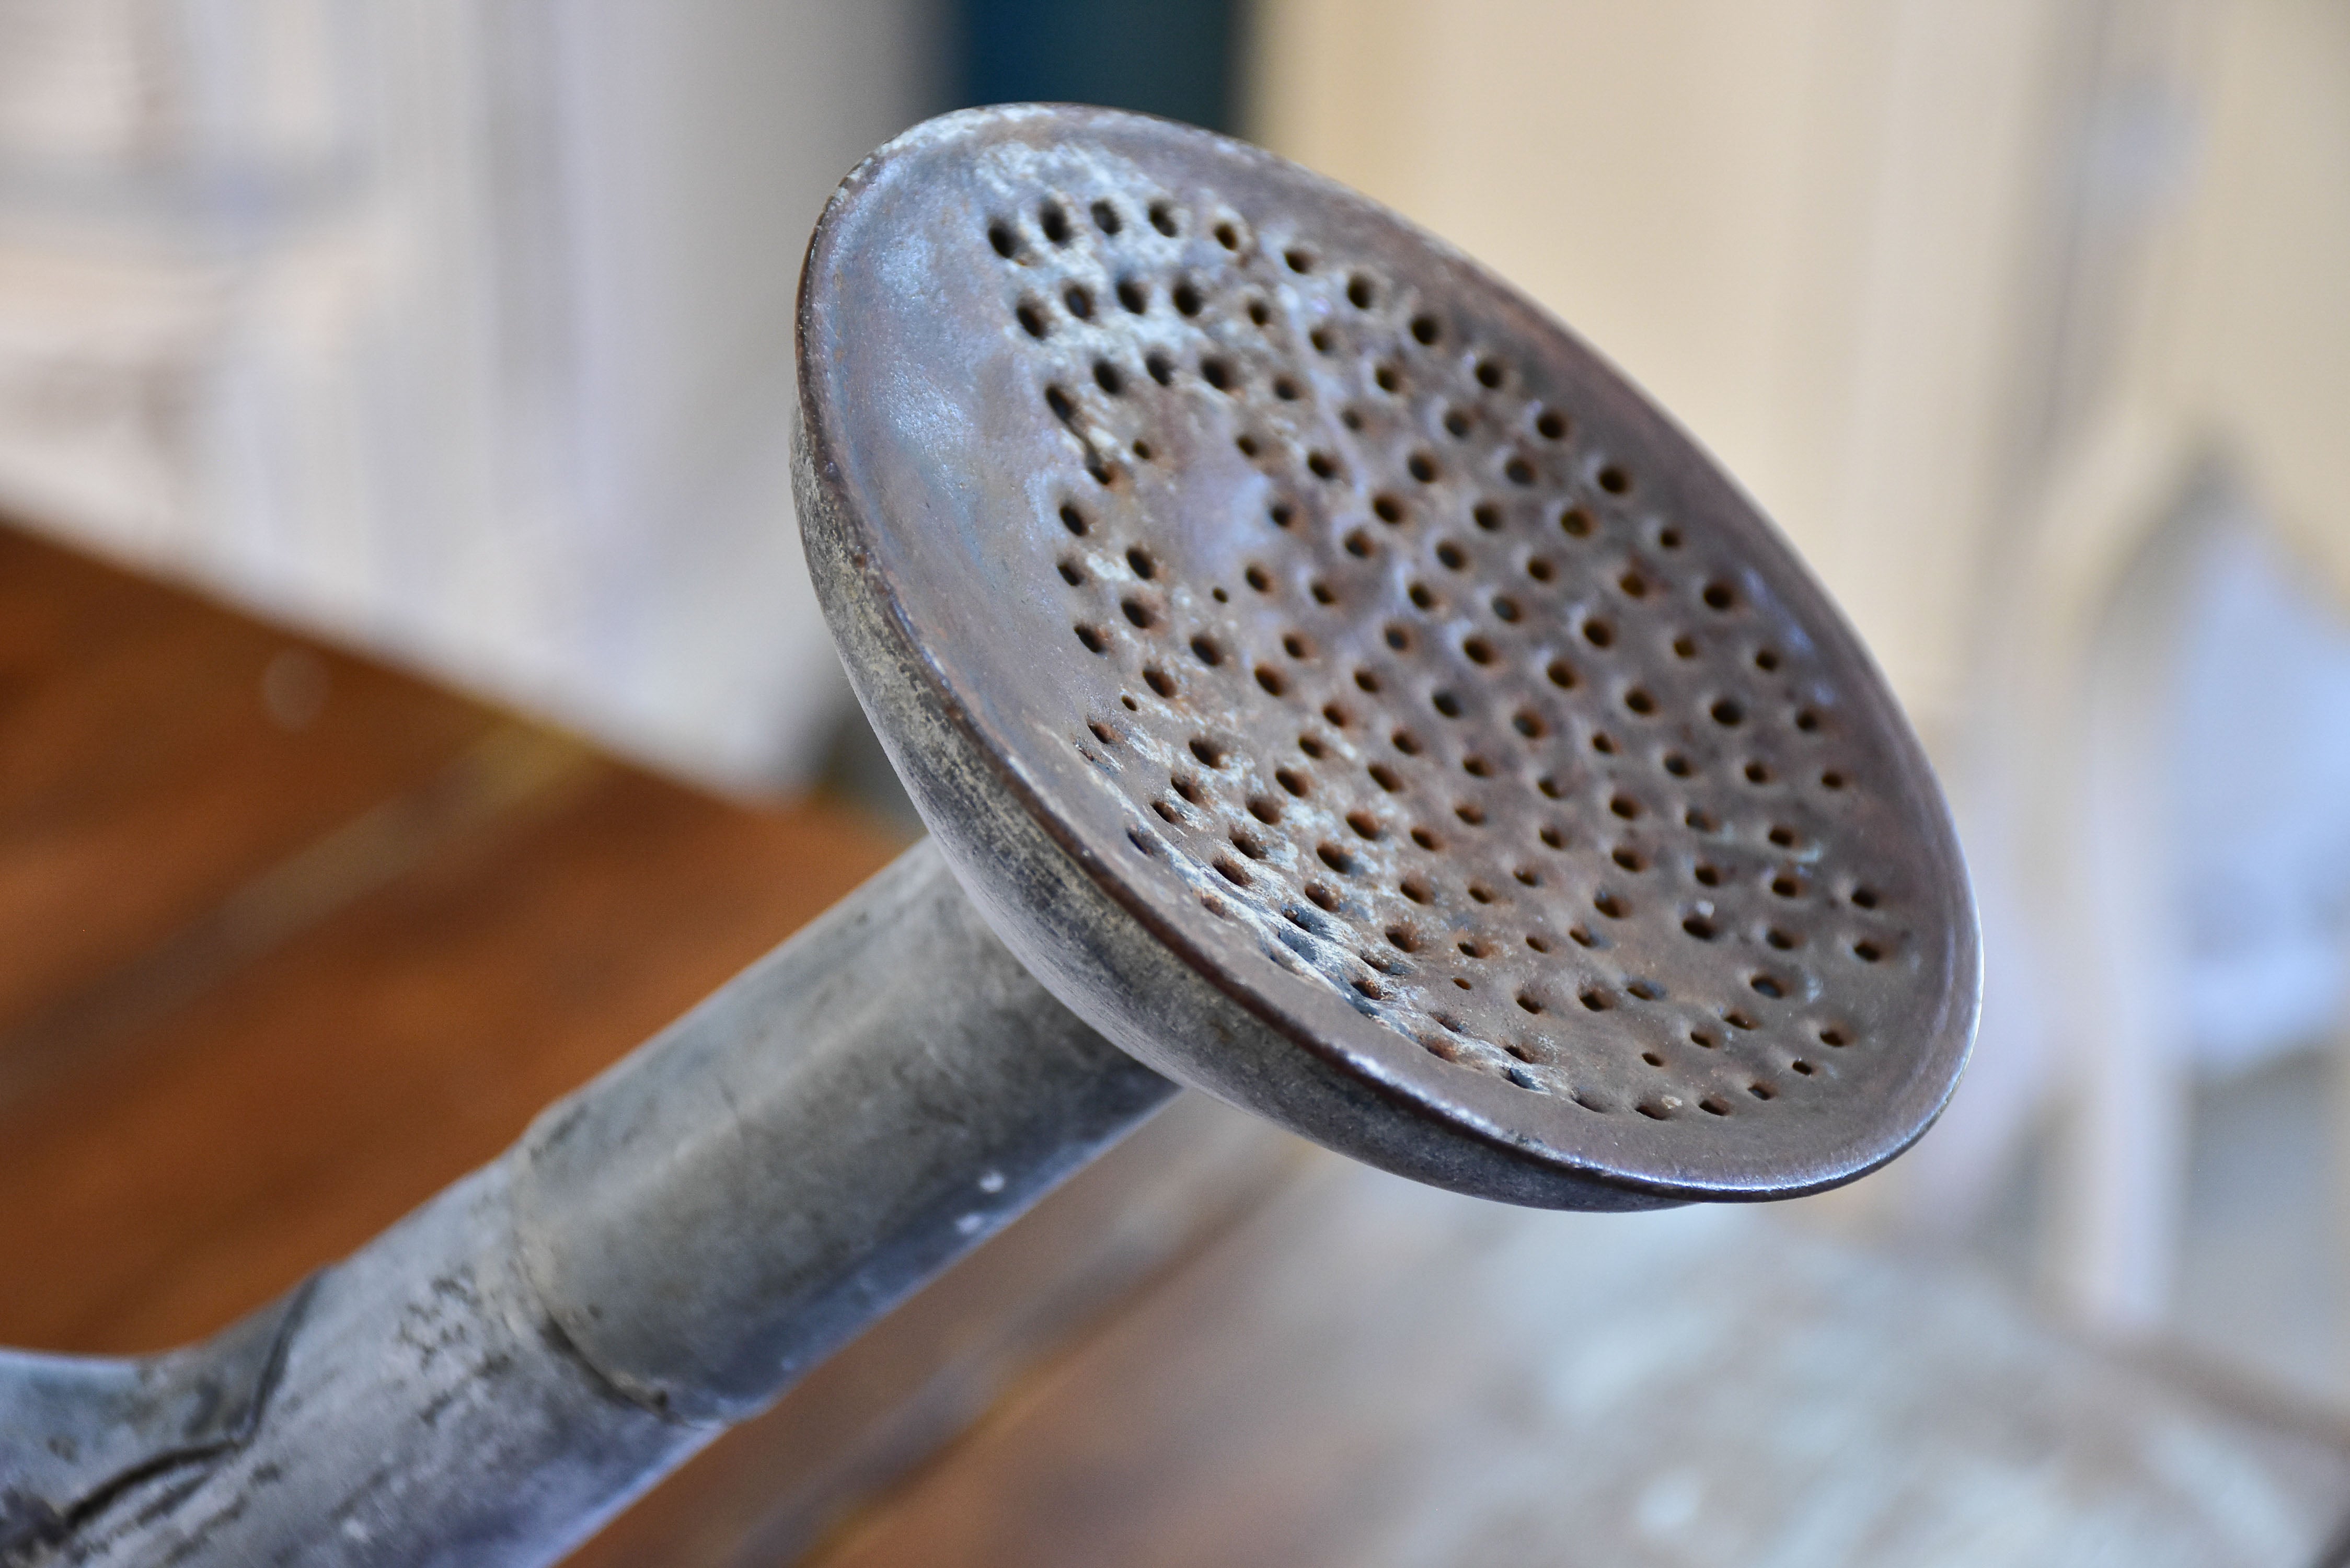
(9, 518, 2347, 1567)
(0, 520, 1303, 1564)
(816, 1154, 2350, 1568)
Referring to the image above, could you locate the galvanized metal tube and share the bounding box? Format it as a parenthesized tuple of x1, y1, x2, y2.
(7, 840, 1176, 1567)
(510, 836, 1179, 1423)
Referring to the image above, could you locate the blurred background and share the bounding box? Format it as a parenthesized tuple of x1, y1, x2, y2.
(6, 1, 2350, 1563)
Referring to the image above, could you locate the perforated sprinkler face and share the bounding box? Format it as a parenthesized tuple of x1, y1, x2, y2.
(796, 106, 1977, 1208)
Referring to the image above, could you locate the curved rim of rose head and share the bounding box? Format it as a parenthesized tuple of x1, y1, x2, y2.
(793, 103, 1978, 1210)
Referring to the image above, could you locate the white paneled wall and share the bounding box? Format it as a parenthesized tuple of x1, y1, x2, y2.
(0, 0, 938, 790)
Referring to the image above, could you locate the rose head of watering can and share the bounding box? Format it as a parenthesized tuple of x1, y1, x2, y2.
(795, 104, 1978, 1210)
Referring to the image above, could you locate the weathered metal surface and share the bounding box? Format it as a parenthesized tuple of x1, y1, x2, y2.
(3, 843, 1174, 1565)
(3, 103, 1985, 1565)
(510, 838, 1173, 1424)
(795, 104, 1977, 1209)
(15, 1161, 698, 1568)
(0, 1283, 312, 1562)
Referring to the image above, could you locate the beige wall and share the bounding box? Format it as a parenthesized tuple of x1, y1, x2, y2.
(1250, 0, 2350, 731)
(1250, 0, 2072, 745)
(1249, 2, 2350, 1277)
(2145, 0, 2350, 593)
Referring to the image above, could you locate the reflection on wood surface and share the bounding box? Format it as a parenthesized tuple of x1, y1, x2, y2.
(814, 1156, 2350, 1568)
(7, 516, 2349, 1565)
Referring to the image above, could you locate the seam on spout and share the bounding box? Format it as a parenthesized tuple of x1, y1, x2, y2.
(0, 1276, 319, 1566)
(505, 1152, 694, 1426)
